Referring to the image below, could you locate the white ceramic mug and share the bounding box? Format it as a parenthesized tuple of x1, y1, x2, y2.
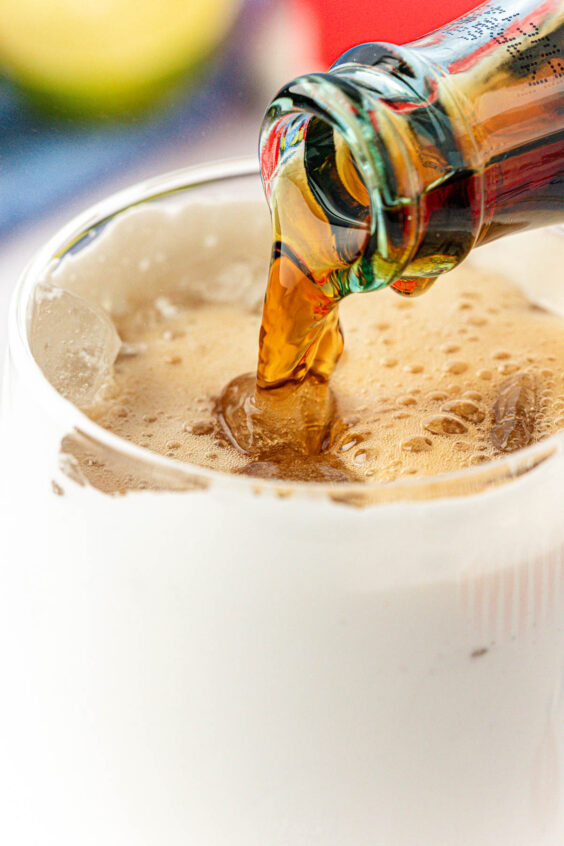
(2, 158, 564, 846)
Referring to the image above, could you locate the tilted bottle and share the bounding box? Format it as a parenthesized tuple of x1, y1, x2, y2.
(259, 0, 564, 298)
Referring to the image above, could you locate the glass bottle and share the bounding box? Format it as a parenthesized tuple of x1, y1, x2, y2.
(259, 0, 564, 299)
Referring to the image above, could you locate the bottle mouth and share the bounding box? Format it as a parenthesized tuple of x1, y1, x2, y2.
(259, 71, 421, 293)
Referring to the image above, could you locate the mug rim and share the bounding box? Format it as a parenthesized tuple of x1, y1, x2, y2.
(8, 155, 563, 504)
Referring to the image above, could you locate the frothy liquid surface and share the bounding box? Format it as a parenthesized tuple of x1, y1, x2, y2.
(85, 264, 564, 483)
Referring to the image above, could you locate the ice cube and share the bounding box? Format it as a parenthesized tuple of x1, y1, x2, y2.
(30, 283, 121, 407)
(491, 372, 537, 452)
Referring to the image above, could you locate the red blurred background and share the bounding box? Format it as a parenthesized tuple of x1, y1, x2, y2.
(293, 0, 482, 67)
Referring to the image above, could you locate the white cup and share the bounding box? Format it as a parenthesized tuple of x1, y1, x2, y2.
(2, 158, 564, 846)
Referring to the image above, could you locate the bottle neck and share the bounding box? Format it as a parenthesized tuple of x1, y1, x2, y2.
(259, 58, 480, 296)
(260, 0, 564, 296)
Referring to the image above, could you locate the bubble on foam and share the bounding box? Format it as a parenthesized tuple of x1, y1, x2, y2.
(340, 433, 364, 452)
(442, 399, 485, 424)
(424, 414, 468, 435)
(353, 448, 375, 465)
(444, 360, 468, 375)
(470, 452, 490, 465)
(498, 362, 519, 375)
(402, 436, 432, 453)
(190, 421, 215, 436)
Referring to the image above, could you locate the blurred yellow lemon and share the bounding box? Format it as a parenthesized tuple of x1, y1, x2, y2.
(0, 0, 241, 116)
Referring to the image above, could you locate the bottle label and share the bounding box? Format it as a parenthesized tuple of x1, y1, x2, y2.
(416, 0, 564, 89)
(438, 2, 520, 43)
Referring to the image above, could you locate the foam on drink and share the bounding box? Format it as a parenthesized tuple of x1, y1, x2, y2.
(82, 260, 564, 483)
